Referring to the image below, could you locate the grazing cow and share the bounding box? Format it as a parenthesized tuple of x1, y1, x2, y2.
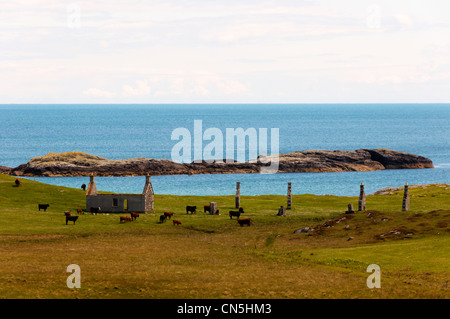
(81, 184, 86, 191)
(64, 210, 71, 216)
(90, 207, 101, 215)
(66, 216, 78, 225)
(120, 216, 132, 223)
(159, 214, 167, 223)
(186, 206, 197, 214)
(15, 179, 21, 187)
(173, 219, 182, 226)
(76, 209, 83, 215)
(130, 212, 139, 221)
(237, 218, 252, 227)
(38, 204, 50, 212)
(229, 207, 244, 219)
(203, 205, 210, 213)
(164, 212, 174, 220)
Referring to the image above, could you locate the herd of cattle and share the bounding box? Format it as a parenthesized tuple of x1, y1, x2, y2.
(37, 203, 253, 227)
(159, 205, 252, 227)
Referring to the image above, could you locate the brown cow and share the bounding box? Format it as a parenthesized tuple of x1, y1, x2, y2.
(76, 209, 83, 215)
(237, 218, 252, 227)
(164, 212, 174, 220)
(173, 219, 182, 226)
(120, 216, 132, 223)
(130, 212, 139, 220)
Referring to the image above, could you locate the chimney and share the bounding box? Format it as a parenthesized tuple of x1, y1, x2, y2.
(86, 175, 98, 195)
(143, 175, 154, 212)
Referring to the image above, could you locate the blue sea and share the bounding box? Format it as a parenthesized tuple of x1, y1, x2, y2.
(0, 104, 449, 196)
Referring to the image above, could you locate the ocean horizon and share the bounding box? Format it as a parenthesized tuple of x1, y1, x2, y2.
(2, 103, 449, 196)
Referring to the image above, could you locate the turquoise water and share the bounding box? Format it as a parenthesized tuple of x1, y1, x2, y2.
(1, 104, 449, 195)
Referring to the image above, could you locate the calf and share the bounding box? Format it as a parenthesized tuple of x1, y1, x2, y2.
(15, 179, 21, 187)
(130, 212, 140, 221)
(173, 219, 182, 226)
(186, 206, 197, 214)
(76, 209, 83, 215)
(203, 205, 210, 213)
(38, 204, 50, 212)
(159, 215, 167, 223)
(164, 212, 174, 220)
(66, 216, 78, 225)
(229, 207, 244, 219)
(237, 218, 252, 227)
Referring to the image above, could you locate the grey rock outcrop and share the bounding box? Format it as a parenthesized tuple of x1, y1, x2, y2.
(6, 148, 434, 177)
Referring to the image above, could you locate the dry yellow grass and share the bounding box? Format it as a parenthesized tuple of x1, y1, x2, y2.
(0, 229, 448, 299)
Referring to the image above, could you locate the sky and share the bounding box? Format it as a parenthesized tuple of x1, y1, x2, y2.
(1, 0, 450, 104)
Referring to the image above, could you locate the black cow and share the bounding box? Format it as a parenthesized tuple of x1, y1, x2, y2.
(237, 218, 252, 227)
(160, 214, 167, 223)
(186, 206, 197, 214)
(90, 207, 101, 215)
(229, 207, 244, 219)
(66, 216, 78, 225)
(81, 184, 86, 191)
(38, 204, 50, 212)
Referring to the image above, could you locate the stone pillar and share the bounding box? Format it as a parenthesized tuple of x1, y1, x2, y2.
(209, 202, 218, 215)
(346, 204, 355, 214)
(277, 205, 286, 216)
(287, 182, 292, 210)
(402, 183, 410, 211)
(235, 182, 240, 209)
(358, 182, 366, 211)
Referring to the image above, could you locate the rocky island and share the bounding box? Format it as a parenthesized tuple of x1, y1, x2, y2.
(2, 149, 434, 177)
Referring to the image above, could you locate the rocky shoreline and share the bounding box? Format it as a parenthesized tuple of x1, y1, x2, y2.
(1, 149, 434, 177)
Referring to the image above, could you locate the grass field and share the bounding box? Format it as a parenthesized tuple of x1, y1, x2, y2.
(0, 174, 449, 299)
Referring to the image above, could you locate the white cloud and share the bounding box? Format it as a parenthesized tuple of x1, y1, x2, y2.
(394, 14, 414, 28)
(151, 73, 250, 97)
(83, 88, 116, 98)
(99, 40, 110, 48)
(122, 80, 151, 97)
(201, 19, 362, 43)
(1, 1, 450, 103)
(99, 21, 154, 31)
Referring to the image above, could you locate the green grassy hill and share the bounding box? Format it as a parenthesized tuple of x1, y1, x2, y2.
(0, 174, 449, 299)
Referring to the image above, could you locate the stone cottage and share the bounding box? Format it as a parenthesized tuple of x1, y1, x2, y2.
(86, 175, 154, 213)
